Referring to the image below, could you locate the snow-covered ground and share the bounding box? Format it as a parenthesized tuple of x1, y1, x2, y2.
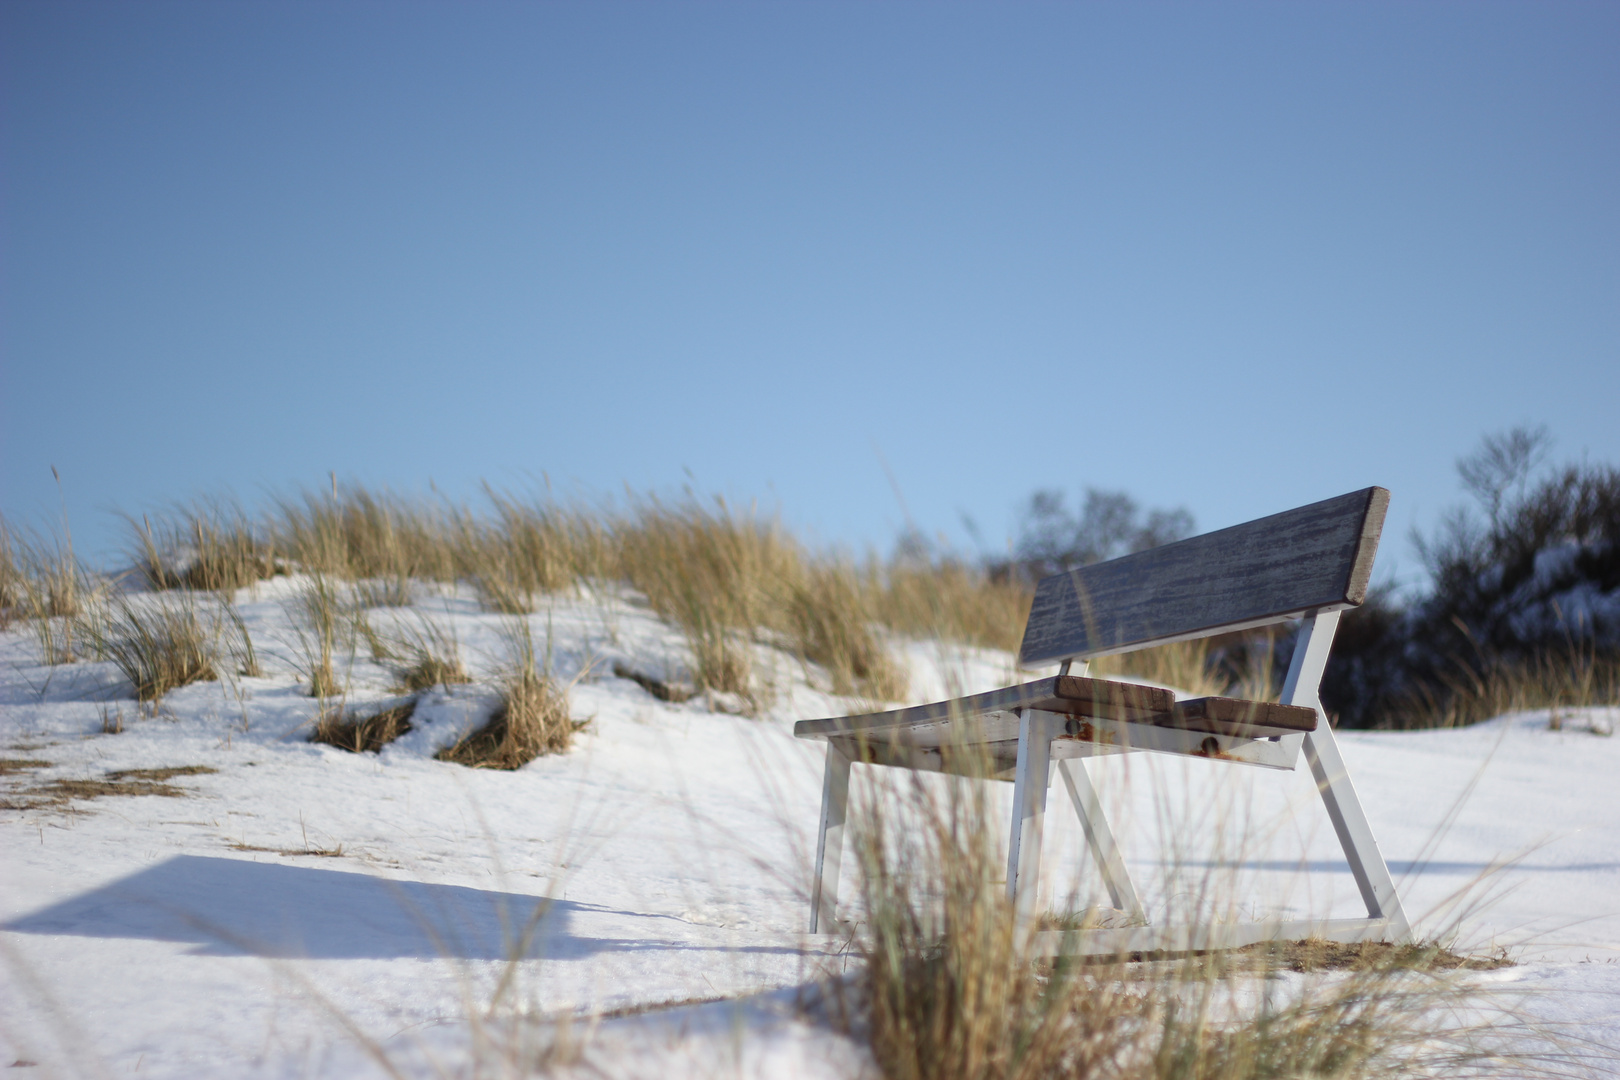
(2, 578, 1617, 1077)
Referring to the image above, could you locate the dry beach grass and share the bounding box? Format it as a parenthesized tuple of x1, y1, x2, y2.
(6, 482, 1613, 732)
(1, 485, 1613, 1077)
(838, 746, 1543, 1080)
(6, 485, 1297, 708)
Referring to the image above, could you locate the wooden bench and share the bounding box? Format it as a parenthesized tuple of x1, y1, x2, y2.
(794, 487, 1412, 955)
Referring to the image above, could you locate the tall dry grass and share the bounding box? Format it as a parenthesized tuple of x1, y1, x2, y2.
(20, 480, 1353, 714)
(288, 575, 348, 699)
(843, 752, 1517, 1080)
(19, 534, 85, 620)
(386, 612, 472, 693)
(872, 559, 1030, 653)
(0, 519, 21, 630)
(1090, 639, 1230, 698)
(789, 562, 909, 700)
(273, 485, 449, 588)
(613, 496, 787, 699)
(468, 488, 609, 614)
(2, 521, 97, 663)
(436, 619, 584, 769)
(129, 501, 277, 592)
(76, 592, 255, 702)
(121, 483, 1293, 706)
(1395, 647, 1620, 730)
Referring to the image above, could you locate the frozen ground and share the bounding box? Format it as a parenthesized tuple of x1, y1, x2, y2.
(1, 578, 1617, 1077)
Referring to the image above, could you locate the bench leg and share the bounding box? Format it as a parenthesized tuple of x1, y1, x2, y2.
(1058, 757, 1145, 921)
(1303, 722, 1412, 940)
(1007, 710, 1055, 929)
(809, 741, 852, 934)
(1283, 611, 1413, 942)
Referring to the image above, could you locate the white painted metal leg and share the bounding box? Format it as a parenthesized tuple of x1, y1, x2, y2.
(1007, 710, 1055, 927)
(1058, 758, 1145, 920)
(809, 742, 852, 934)
(1303, 721, 1411, 938)
(1278, 610, 1341, 710)
(1283, 612, 1412, 941)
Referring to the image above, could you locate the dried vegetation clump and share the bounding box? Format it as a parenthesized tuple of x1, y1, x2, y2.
(312, 700, 417, 754)
(1401, 646, 1620, 731)
(386, 614, 472, 693)
(0, 525, 20, 630)
(437, 670, 580, 770)
(789, 563, 908, 700)
(2, 765, 216, 811)
(130, 503, 280, 592)
(76, 592, 236, 701)
(1, 519, 95, 663)
(1231, 937, 1512, 974)
(436, 618, 585, 769)
(394, 651, 471, 694)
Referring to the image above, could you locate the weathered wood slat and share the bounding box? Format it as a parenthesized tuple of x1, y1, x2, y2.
(1171, 696, 1317, 735)
(827, 715, 1304, 780)
(794, 677, 1315, 753)
(792, 676, 1174, 739)
(1018, 487, 1388, 665)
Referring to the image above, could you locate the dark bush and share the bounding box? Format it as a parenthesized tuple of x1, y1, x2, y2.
(1317, 589, 1415, 729)
(1323, 427, 1620, 728)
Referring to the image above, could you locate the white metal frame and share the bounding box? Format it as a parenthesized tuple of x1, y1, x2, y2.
(808, 609, 1412, 953)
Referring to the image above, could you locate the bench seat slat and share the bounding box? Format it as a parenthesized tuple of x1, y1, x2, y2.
(792, 676, 1173, 740)
(793, 678, 1317, 755)
(1172, 696, 1317, 735)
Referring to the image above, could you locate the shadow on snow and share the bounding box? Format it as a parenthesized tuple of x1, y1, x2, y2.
(3, 854, 800, 961)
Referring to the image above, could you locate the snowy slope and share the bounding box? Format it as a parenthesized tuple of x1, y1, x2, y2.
(1, 579, 1617, 1077)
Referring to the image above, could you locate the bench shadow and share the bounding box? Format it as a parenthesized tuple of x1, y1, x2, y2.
(1185, 859, 1620, 876)
(2, 854, 798, 961)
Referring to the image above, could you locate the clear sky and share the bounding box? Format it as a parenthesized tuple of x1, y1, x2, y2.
(3, 2, 1616, 589)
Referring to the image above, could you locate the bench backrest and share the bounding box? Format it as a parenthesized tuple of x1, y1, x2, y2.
(1018, 487, 1388, 666)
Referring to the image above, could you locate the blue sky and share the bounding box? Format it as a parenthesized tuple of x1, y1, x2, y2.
(3, 2, 1616, 589)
